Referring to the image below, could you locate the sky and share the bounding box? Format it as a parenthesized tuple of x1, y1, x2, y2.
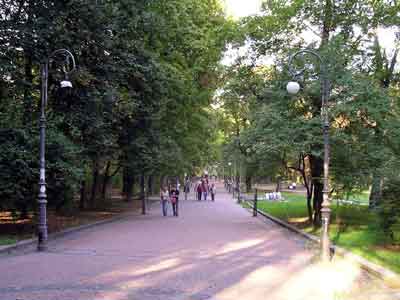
(223, 0, 397, 66)
(224, 0, 261, 19)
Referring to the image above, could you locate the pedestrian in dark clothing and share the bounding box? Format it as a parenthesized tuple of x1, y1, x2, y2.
(170, 186, 180, 216)
(201, 180, 208, 200)
(210, 183, 216, 201)
(184, 178, 190, 200)
(196, 182, 202, 201)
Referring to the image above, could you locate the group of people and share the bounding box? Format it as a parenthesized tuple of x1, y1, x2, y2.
(159, 175, 217, 216)
(160, 185, 180, 217)
(195, 177, 216, 201)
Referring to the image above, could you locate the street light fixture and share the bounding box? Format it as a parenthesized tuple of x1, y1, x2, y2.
(228, 162, 232, 193)
(38, 49, 76, 251)
(286, 49, 331, 261)
(286, 81, 300, 95)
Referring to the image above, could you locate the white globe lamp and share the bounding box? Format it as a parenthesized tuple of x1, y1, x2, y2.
(286, 81, 300, 95)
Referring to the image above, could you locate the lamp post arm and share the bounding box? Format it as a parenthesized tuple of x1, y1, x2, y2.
(48, 49, 76, 75)
(288, 49, 324, 78)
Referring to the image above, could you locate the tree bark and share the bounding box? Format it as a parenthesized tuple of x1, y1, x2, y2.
(275, 177, 281, 192)
(123, 167, 135, 202)
(369, 174, 383, 208)
(122, 167, 128, 195)
(307, 191, 313, 223)
(140, 173, 146, 215)
(310, 155, 323, 226)
(79, 180, 86, 210)
(101, 161, 112, 201)
(125, 172, 135, 202)
(89, 160, 100, 208)
(147, 175, 153, 196)
(246, 175, 252, 192)
(23, 50, 34, 125)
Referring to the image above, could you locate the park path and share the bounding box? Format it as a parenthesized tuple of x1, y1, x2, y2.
(0, 182, 395, 300)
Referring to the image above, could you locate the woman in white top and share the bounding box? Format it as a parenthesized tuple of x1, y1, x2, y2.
(160, 187, 169, 216)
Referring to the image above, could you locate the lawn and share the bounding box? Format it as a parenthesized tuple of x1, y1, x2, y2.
(0, 236, 17, 246)
(250, 192, 400, 274)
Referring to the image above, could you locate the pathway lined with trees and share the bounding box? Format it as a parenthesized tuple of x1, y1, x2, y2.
(0, 183, 397, 300)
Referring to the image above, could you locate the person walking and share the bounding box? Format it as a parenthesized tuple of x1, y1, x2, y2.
(201, 179, 208, 201)
(170, 185, 180, 216)
(210, 183, 216, 201)
(184, 177, 190, 200)
(160, 186, 169, 216)
(196, 181, 202, 201)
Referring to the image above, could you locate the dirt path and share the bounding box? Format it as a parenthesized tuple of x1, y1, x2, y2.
(0, 182, 397, 300)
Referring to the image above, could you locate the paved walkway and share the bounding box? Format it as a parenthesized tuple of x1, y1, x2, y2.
(0, 183, 398, 300)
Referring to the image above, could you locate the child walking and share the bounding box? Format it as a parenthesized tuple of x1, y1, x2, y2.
(210, 183, 216, 201)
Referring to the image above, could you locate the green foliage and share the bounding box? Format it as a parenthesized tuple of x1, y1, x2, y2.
(0, 129, 36, 216)
(219, 0, 400, 228)
(0, 0, 234, 213)
(379, 178, 400, 244)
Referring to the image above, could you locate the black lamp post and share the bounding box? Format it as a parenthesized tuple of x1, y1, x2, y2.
(38, 49, 76, 251)
(286, 49, 331, 261)
(228, 162, 232, 193)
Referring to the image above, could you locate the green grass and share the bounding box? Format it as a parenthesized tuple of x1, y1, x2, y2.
(0, 236, 17, 246)
(332, 189, 370, 205)
(251, 192, 400, 273)
(256, 192, 308, 221)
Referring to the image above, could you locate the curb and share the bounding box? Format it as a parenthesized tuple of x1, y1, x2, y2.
(243, 200, 400, 287)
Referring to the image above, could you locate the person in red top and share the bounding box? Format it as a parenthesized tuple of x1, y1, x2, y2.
(196, 181, 202, 201)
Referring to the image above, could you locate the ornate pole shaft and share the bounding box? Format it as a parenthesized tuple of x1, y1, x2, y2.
(38, 62, 48, 251)
(320, 70, 331, 261)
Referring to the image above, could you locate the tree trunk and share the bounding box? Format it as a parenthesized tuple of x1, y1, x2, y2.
(123, 167, 135, 202)
(369, 174, 383, 208)
(79, 180, 86, 210)
(246, 175, 252, 192)
(23, 49, 33, 125)
(275, 177, 281, 192)
(160, 175, 166, 189)
(89, 160, 100, 208)
(147, 175, 153, 196)
(313, 183, 323, 226)
(310, 155, 323, 227)
(140, 173, 146, 215)
(122, 167, 128, 196)
(126, 173, 135, 202)
(101, 161, 112, 201)
(306, 184, 313, 223)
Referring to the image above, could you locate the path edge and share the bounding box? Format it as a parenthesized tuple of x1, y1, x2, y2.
(243, 200, 400, 288)
(0, 211, 135, 255)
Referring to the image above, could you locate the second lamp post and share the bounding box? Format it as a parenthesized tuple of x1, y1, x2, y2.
(38, 49, 76, 251)
(286, 49, 331, 261)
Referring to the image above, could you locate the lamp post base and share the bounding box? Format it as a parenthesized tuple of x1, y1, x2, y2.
(320, 206, 331, 261)
(37, 242, 48, 252)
